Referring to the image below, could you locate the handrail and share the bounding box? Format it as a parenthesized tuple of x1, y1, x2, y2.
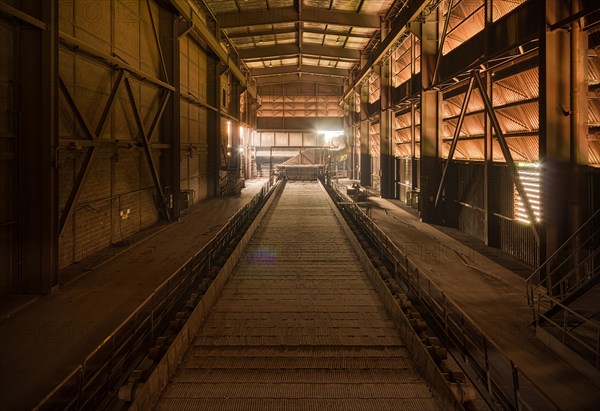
(34, 180, 277, 410)
(526, 208, 600, 286)
(534, 292, 600, 371)
(544, 245, 600, 298)
(526, 207, 600, 310)
(326, 180, 557, 411)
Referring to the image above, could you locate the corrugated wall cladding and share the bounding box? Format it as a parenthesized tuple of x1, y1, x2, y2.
(445, 162, 485, 242)
(496, 164, 538, 266)
(441, 162, 537, 265)
(0, 19, 15, 292)
(180, 35, 209, 202)
(457, 163, 485, 241)
(58, 0, 166, 269)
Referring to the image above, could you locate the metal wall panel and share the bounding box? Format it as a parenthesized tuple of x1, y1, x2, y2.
(179, 35, 209, 203)
(457, 163, 485, 242)
(0, 18, 16, 292)
(57, 0, 167, 269)
(496, 164, 538, 266)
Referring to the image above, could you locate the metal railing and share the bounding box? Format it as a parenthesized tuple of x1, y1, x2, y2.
(325, 181, 557, 411)
(533, 292, 600, 371)
(526, 208, 600, 313)
(35, 180, 278, 410)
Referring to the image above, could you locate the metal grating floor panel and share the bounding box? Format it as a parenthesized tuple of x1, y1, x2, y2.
(156, 398, 440, 411)
(154, 182, 440, 410)
(172, 369, 425, 384)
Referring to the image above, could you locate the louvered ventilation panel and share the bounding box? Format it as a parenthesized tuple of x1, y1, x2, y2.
(514, 163, 542, 224)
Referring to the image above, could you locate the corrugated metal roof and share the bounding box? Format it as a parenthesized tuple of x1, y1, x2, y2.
(205, 0, 397, 90)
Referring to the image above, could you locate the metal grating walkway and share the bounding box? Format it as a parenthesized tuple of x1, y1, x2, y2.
(155, 181, 440, 410)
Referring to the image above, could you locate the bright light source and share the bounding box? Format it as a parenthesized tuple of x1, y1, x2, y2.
(238, 147, 244, 153)
(318, 130, 344, 143)
(514, 163, 542, 224)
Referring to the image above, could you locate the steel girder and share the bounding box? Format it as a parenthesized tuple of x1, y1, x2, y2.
(57, 72, 124, 236)
(252, 65, 349, 78)
(239, 44, 360, 60)
(124, 77, 172, 221)
(216, 7, 380, 29)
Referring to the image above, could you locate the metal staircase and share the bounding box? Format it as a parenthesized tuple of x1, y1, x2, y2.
(526, 208, 600, 372)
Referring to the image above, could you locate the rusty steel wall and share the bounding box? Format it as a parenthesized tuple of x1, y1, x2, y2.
(0, 17, 16, 292)
(57, 0, 166, 269)
(457, 163, 485, 242)
(179, 34, 209, 203)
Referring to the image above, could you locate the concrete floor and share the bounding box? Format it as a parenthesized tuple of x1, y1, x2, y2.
(0, 179, 266, 411)
(365, 195, 600, 410)
(155, 181, 443, 410)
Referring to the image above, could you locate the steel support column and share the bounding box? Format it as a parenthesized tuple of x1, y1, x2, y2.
(207, 56, 222, 197)
(569, 0, 589, 284)
(343, 96, 353, 178)
(420, 89, 442, 223)
(380, 56, 395, 199)
(484, 71, 499, 247)
(19, 0, 58, 293)
(160, 8, 183, 220)
(410, 34, 418, 191)
(359, 83, 371, 187)
(228, 78, 242, 195)
(540, 0, 589, 278)
(419, 9, 441, 223)
(483, 0, 498, 247)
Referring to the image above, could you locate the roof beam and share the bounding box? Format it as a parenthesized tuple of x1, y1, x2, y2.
(227, 27, 373, 39)
(228, 27, 297, 38)
(217, 6, 380, 29)
(255, 73, 345, 86)
(239, 44, 360, 60)
(169, 0, 255, 97)
(342, 0, 429, 101)
(252, 65, 349, 77)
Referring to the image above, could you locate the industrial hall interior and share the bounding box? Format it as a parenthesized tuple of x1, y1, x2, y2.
(1, 0, 600, 410)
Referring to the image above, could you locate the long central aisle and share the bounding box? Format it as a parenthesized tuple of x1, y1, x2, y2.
(155, 181, 441, 410)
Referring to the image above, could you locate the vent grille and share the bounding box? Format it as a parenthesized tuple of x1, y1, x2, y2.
(514, 163, 541, 224)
